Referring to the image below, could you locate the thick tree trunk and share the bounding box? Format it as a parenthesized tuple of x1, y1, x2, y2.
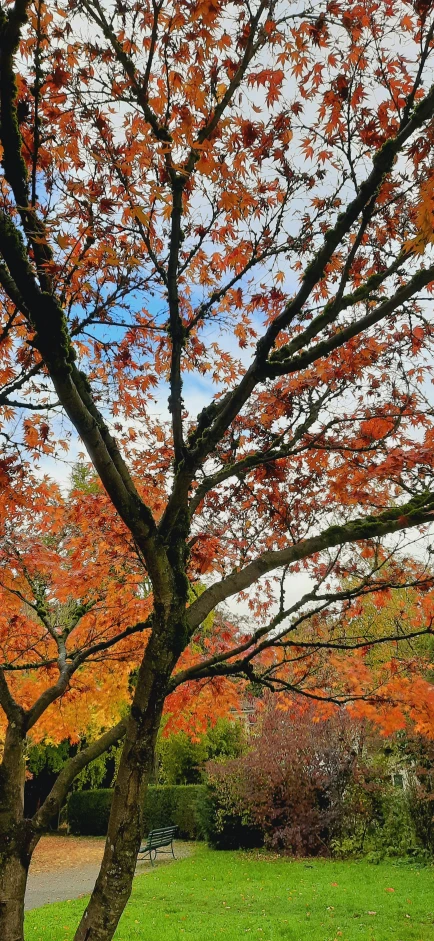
(73, 632, 177, 941)
(0, 717, 34, 941)
(73, 730, 157, 941)
(0, 849, 32, 941)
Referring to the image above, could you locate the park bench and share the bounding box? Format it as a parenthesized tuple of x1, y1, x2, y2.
(137, 826, 177, 865)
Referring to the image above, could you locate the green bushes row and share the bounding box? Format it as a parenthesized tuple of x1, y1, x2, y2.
(67, 784, 207, 839)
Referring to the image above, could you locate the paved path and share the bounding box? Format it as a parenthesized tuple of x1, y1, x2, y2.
(25, 836, 192, 911)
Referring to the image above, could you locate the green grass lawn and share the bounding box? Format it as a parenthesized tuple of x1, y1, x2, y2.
(25, 846, 434, 941)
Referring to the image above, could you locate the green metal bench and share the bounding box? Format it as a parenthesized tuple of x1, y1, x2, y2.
(137, 826, 177, 865)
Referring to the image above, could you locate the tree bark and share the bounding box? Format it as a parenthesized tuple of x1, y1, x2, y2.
(0, 848, 33, 941)
(73, 631, 178, 941)
(0, 717, 32, 941)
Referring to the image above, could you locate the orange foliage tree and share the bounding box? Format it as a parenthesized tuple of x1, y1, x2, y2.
(0, 464, 238, 936)
(0, 468, 144, 924)
(3, 0, 434, 937)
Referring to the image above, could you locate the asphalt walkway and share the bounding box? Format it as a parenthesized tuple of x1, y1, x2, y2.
(25, 835, 191, 910)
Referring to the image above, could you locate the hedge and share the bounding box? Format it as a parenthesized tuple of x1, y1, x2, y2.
(67, 784, 206, 838)
(67, 789, 112, 836)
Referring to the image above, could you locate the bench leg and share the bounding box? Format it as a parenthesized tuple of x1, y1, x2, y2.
(171, 841, 176, 859)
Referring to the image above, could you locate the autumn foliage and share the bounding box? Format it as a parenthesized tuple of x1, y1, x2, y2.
(0, 467, 239, 747)
(3, 0, 434, 938)
(0, 470, 149, 741)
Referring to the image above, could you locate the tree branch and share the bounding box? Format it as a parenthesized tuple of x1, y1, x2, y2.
(187, 491, 434, 628)
(0, 666, 24, 723)
(179, 80, 434, 478)
(32, 718, 127, 831)
(167, 180, 186, 467)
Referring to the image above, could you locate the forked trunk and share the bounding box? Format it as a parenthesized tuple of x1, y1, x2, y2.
(73, 635, 175, 941)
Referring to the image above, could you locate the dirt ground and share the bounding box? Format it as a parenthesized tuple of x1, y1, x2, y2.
(26, 835, 192, 910)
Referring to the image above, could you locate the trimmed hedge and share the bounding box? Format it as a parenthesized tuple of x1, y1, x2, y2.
(67, 784, 206, 839)
(68, 788, 112, 836)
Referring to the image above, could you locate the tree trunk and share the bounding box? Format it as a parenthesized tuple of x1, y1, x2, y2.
(73, 632, 177, 941)
(0, 717, 34, 941)
(0, 848, 32, 941)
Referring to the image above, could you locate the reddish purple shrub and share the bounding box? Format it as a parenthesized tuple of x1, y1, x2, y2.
(207, 705, 358, 855)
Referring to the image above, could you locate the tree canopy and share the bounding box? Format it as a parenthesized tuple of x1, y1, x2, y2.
(3, 0, 434, 938)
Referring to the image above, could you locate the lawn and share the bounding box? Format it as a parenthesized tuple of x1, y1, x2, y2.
(25, 846, 434, 941)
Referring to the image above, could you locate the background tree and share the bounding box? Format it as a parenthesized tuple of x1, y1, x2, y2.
(0, 468, 148, 936)
(156, 717, 246, 785)
(0, 467, 238, 935)
(3, 0, 434, 939)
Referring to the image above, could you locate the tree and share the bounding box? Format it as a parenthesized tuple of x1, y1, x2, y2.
(156, 717, 245, 784)
(0, 469, 147, 936)
(0, 467, 237, 936)
(3, 0, 434, 938)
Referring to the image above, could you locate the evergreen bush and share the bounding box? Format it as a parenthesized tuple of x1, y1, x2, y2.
(67, 788, 112, 836)
(195, 782, 264, 850)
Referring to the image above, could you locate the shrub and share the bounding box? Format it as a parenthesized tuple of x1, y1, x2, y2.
(334, 785, 419, 859)
(201, 709, 434, 860)
(376, 792, 418, 857)
(401, 736, 434, 854)
(332, 755, 391, 857)
(331, 743, 425, 860)
(169, 784, 206, 839)
(205, 705, 357, 856)
(67, 784, 206, 838)
(406, 781, 434, 854)
(195, 779, 263, 850)
(143, 784, 206, 839)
